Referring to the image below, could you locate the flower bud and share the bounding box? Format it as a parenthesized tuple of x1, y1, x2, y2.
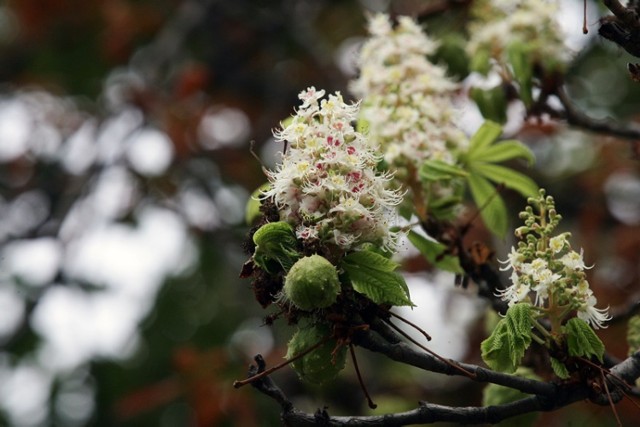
(286, 324, 347, 384)
(284, 255, 340, 311)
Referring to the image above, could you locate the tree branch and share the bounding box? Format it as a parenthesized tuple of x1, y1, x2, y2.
(553, 86, 640, 141)
(358, 319, 557, 397)
(243, 348, 640, 426)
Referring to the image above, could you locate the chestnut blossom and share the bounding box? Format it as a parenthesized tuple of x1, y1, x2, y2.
(264, 87, 403, 252)
(467, 0, 570, 72)
(497, 192, 610, 329)
(350, 13, 468, 169)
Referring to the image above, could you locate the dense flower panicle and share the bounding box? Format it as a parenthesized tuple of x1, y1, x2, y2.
(264, 87, 403, 251)
(350, 13, 468, 168)
(467, 0, 570, 71)
(497, 192, 611, 329)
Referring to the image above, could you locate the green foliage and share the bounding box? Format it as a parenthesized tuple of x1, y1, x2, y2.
(481, 303, 533, 373)
(340, 250, 413, 306)
(482, 367, 541, 427)
(286, 324, 347, 385)
(507, 41, 534, 107)
(420, 159, 469, 181)
(467, 172, 509, 237)
(550, 357, 570, 379)
(563, 318, 605, 363)
(627, 315, 640, 356)
(252, 221, 301, 273)
(471, 86, 508, 124)
(470, 48, 492, 75)
(431, 33, 470, 79)
(407, 231, 463, 274)
(461, 121, 538, 237)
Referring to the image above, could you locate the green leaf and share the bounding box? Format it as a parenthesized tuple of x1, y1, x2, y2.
(627, 315, 640, 356)
(507, 41, 533, 107)
(407, 231, 463, 274)
(431, 33, 469, 79)
(340, 251, 414, 306)
(470, 87, 507, 125)
(550, 357, 570, 379)
(467, 173, 508, 237)
(470, 48, 492, 75)
(468, 121, 503, 157)
(564, 317, 605, 363)
(469, 140, 535, 166)
(470, 163, 539, 198)
(252, 221, 301, 273)
(342, 250, 399, 272)
(481, 303, 533, 373)
(419, 159, 469, 182)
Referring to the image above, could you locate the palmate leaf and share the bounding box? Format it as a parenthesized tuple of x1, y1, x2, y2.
(340, 251, 414, 307)
(563, 317, 605, 363)
(467, 173, 508, 237)
(467, 120, 503, 157)
(468, 140, 535, 166)
(481, 303, 533, 373)
(419, 159, 469, 182)
(470, 163, 539, 198)
(407, 231, 463, 274)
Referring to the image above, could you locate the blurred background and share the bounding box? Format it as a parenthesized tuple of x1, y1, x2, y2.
(0, 0, 638, 426)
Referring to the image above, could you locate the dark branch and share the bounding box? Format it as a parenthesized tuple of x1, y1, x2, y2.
(357, 319, 556, 397)
(553, 86, 640, 141)
(608, 294, 640, 324)
(246, 349, 640, 426)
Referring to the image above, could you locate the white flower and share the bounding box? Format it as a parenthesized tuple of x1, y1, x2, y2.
(549, 234, 567, 253)
(531, 268, 560, 306)
(560, 249, 592, 271)
(350, 13, 467, 171)
(577, 295, 611, 330)
(467, 0, 570, 70)
(496, 272, 531, 307)
(498, 246, 523, 271)
(264, 88, 403, 251)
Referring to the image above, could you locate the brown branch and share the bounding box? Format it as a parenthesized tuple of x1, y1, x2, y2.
(242, 346, 640, 426)
(553, 86, 640, 141)
(604, 0, 640, 29)
(608, 293, 640, 324)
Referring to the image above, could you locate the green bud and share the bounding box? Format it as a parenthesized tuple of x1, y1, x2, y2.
(286, 324, 347, 385)
(514, 226, 529, 238)
(252, 221, 300, 273)
(284, 255, 340, 311)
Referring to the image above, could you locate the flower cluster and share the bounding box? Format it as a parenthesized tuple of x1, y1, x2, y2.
(350, 13, 468, 169)
(498, 191, 611, 329)
(467, 0, 570, 72)
(263, 87, 403, 251)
